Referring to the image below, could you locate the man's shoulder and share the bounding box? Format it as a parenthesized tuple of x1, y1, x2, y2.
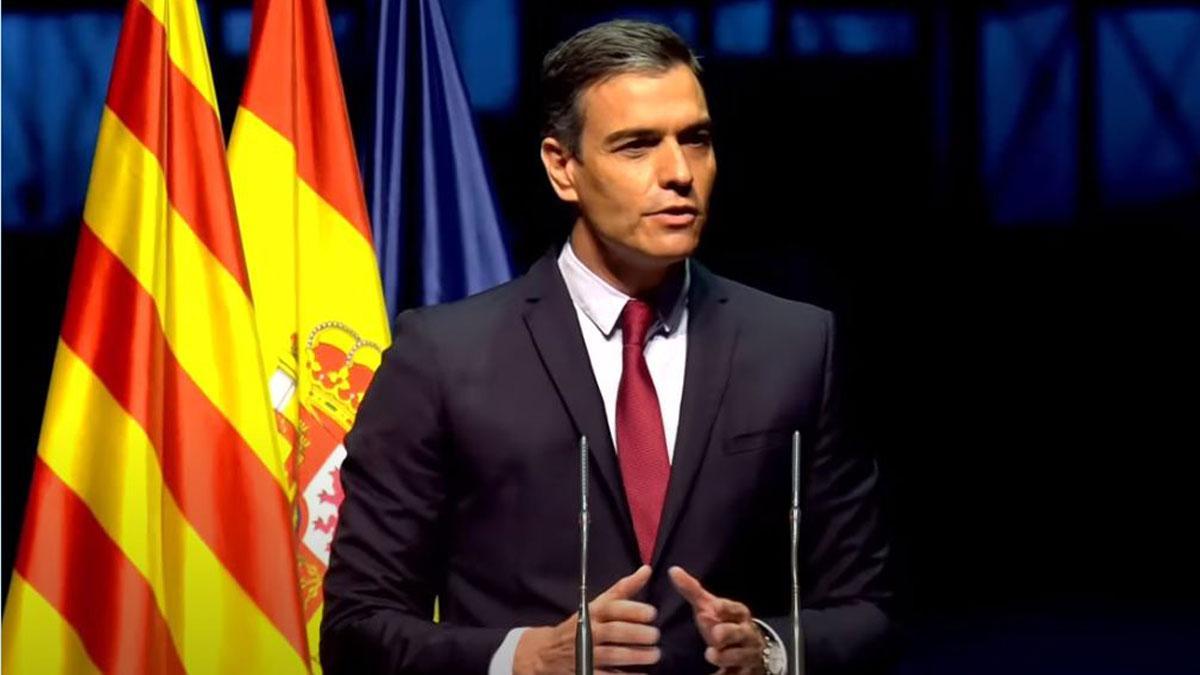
(700, 266, 833, 332)
(392, 272, 531, 338)
(388, 256, 557, 354)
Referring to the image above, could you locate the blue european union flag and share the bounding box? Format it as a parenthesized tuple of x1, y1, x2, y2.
(372, 0, 512, 315)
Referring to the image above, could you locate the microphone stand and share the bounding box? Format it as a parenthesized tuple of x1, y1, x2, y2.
(575, 436, 593, 674)
(791, 431, 806, 675)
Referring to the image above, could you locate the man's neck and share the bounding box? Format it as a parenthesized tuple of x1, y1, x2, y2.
(569, 222, 684, 298)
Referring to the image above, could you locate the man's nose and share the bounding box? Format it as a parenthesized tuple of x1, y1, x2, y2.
(657, 140, 693, 192)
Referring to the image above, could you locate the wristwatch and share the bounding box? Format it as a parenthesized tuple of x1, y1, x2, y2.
(756, 621, 787, 675)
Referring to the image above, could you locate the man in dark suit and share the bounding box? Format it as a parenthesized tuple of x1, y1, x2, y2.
(322, 20, 892, 675)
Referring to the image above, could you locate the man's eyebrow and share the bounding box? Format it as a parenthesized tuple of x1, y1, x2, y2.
(602, 118, 715, 146)
(679, 118, 714, 135)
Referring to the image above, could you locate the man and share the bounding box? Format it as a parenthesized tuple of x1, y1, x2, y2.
(322, 20, 892, 674)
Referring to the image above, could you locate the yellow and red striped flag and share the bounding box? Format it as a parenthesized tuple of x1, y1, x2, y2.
(227, 0, 391, 668)
(1, 0, 310, 673)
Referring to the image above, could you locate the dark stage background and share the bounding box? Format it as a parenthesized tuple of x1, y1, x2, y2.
(4, 1, 1199, 671)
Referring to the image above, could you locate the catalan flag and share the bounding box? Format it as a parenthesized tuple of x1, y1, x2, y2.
(0, 0, 310, 673)
(227, 0, 391, 669)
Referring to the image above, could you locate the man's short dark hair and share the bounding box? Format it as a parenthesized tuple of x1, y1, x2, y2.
(541, 20, 702, 157)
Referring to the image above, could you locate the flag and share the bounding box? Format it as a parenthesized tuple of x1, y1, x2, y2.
(227, 0, 391, 669)
(1, 0, 309, 673)
(373, 0, 512, 315)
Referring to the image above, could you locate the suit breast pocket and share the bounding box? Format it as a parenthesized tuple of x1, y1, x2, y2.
(723, 428, 794, 455)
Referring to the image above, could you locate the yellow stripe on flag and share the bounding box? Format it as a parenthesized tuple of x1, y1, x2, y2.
(228, 108, 299, 382)
(36, 343, 308, 675)
(306, 609, 324, 671)
(83, 108, 287, 490)
(1, 575, 104, 675)
(137, 0, 220, 112)
(230, 107, 390, 358)
(295, 177, 392, 343)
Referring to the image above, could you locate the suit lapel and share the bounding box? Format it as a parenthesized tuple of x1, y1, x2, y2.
(652, 263, 737, 564)
(520, 253, 638, 557)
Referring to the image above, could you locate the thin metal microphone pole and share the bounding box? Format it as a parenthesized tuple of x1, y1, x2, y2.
(575, 436, 593, 674)
(791, 431, 806, 675)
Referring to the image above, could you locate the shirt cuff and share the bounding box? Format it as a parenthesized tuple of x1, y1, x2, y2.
(753, 618, 787, 673)
(487, 627, 529, 675)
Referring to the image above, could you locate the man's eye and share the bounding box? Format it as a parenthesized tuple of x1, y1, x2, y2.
(619, 139, 656, 152)
(683, 132, 713, 147)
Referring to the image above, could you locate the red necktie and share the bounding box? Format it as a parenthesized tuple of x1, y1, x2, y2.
(616, 299, 671, 564)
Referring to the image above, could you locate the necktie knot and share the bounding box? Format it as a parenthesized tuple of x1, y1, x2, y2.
(621, 299, 656, 347)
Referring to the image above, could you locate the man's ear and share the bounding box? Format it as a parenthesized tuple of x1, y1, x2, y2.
(540, 136, 579, 204)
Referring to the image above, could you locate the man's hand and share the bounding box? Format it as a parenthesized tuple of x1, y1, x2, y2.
(669, 566, 766, 674)
(513, 565, 661, 675)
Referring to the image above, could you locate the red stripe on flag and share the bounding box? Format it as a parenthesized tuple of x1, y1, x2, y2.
(165, 63, 254, 299)
(106, 0, 165, 159)
(240, 0, 373, 241)
(59, 226, 309, 660)
(241, 0, 292, 140)
(103, 0, 253, 299)
(294, 0, 372, 238)
(15, 458, 188, 675)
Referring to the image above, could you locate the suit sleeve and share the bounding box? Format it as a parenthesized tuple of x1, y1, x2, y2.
(320, 310, 507, 674)
(761, 310, 897, 674)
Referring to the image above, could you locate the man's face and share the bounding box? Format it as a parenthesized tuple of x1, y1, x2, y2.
(553, 64, 716, 269)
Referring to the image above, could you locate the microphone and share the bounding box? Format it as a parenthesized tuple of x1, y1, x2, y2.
(575, 436, 593, 674)
(790, 431, 806, 675)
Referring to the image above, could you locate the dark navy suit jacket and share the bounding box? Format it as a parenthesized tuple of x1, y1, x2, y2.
(321, 252, 894, 674)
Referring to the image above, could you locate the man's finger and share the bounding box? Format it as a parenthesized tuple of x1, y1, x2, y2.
(668, 565, 713, 609)
(594, 644, 661, 668)
(595, 565, 653, 603)
(593, 620, 660, 646)
(715, 598, 751, 623)
(592, 598, 657, 624)
(705, 645, 761, 668)
(710, 621, 753, 649)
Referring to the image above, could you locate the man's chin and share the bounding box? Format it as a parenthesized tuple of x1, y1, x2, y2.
(640, 225, 701, 257)
(644, 237, 699, 264)
(649, 250, 693, 266)
(591, 228, 700, 273)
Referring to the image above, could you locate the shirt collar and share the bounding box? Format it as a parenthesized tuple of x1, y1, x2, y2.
(557, 240, 689, 339)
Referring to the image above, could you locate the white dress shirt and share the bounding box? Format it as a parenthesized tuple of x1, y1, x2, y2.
(489, 243, 783, 673)
(557, 240, 690, 461)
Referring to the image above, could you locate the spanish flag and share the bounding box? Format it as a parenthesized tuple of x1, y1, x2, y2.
(227, 0, 391, 669)
(1, 0, 310, 673)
